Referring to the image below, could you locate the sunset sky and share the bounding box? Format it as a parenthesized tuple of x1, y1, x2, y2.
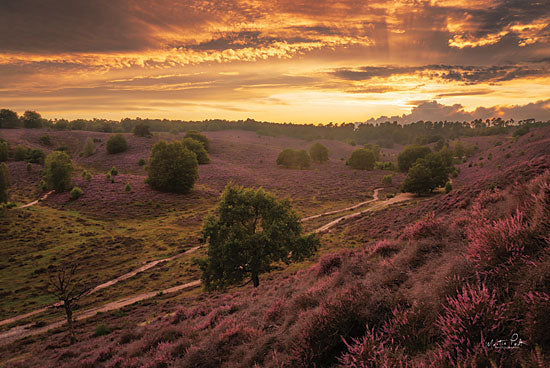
(1, 0, 549, 123)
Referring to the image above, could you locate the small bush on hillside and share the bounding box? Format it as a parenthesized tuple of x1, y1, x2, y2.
(27, 149, 45, 164)
(146, 140, 198, 193)
(82, 137, 95, 157)
(0, 163, 9, 203)
(70, 186, 83, 200)
(106, 134, 128, 154)
(124, 182, 132, 192)
(110, 167, 119, 176)
(138, 158, 146, 166)
(14, 144, 28, 161)
(445, 181, 452, 193)
(94, 324, 112, 337)
(397, 145, 431, 172)
(363, 143, 381, 161)
(382, 175, 392, 186)
(43, 151, 73, 192)
(346, 149, 375, 170)
(399, 212, 444, 241)
(133, 123, 152, 138)
(0, 140, 9, 162)
(182, 137, 210, 164)
(375, 161, 395, 170)
(184, 130, 210, 151)
(39, 134, 52, 146)
(26, 163, 32, 172)
(309, 142, 329, 163)
(276, 148, 311, 169)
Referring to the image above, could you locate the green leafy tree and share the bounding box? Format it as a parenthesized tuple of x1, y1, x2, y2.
(106, 134, 128, 154)
(53, 119, 69, 130)
(0, 109, 20, 128)
(363, 143, 381, 161)
(0, 139, 9, 162)
(146, 140, 198, 193)
(347, 148, 376, 170)
(22, 110, 44, 129)
(44, 151, 73, 192)
(182, 137, 210, 164)
(198, 184, 319, 289)
(0, 162, 9, 203)
(133, 123, 152, 138)
(401, 153, 450, 195)
(397, 145, 432, 172)
(184, 130, 210, 151)
(276, 148, 311, 169)
(82, 137, 95, 157)
(309, 142, 329, 163)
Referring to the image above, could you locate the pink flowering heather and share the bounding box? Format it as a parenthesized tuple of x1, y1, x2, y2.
(398, 212, 445, 241)
(523, 291, 550, 351)
(436, 281, 510, 361)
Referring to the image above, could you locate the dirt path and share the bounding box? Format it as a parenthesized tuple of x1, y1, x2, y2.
(0, 281, 200, 346)
(16, 191, 54, 209)
(0, 189, 414, 345)
(301, 188, 382, 222)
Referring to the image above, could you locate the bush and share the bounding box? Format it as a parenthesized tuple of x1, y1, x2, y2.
(401, 153, 450, 195)
(43, 151, 73, 192)
(382, 175, 392, 186)
(138, 158, 146, 166)
(94, 324, 112, 337)
(363, 144, 381, 161)
(21, 110, 43, 129)
(0, 162, 9, 203)
(26, 163, 32, 172)
(309, 142, 329, 163)
(0, 140, 9, 162)
(14, 144, 28, 161)
(27, 149, 45, 164)
(110, 167, 119, 176)
(124, 182, 132, 192)
(374, 161, 395, 171)
(276, 148, 311, 169)
(445, 181, 452, 193)
(184, 130, 210, 151)
(146, 140, 198, 193)
(70, 186, 83, 200)
(82, 137, 95, 157)
(53, 119, 69, 130)
(0, 109, 20, 128)
(133, 123, 152, 138)
(182, 137, 210, 164)
(106, 134, 128, 154)
(397, 145, 431, 172)
(513, 125, 529, 137)
(39, 134, 52, 146)
(316, 253, 342, 276)
(347, 149, 375, 170)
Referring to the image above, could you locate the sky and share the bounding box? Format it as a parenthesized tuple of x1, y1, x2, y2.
(1, 0, 549, 124)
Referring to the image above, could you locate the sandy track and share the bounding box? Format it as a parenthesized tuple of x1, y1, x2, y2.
(0, 189, 413, 345)
(16, 191, 54, 209)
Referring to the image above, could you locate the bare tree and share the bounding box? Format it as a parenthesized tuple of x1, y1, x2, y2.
(46, 264, 90, 343)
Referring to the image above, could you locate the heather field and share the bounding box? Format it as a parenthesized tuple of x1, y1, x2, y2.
(0, 126, 549, 367)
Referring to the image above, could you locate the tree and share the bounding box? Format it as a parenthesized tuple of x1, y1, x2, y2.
(347, 148, 375, 170)
(363, 143, 381, 161)
(184, 130, 210, 151)
(198, 184, 319, 289)
(106, 134, 128, 154)
(13, 144, 28, 161)
(397, 145, 432, 172)
(44, 151, 73, 192)
(182, 137, 210, 164)
(309, 142, 329, 163)
(82, 137, 95, 157)
(22, 110, 43, 129)
(276, 148, 311, 169)
(27, 149, 45, 164)
(0, 109, 20, 128)
(401, 153, 450, 195)
(133, 123, 152, 138)
(146, 140, 198, 193)
(45, 264, 91, 343)
(0, 162, 9, 203)
(0, 139, 8, 162)
(53, 119, 69, 130)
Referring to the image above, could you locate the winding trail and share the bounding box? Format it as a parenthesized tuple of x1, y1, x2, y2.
(0, 189, 413, 345)
(16, 191, 54, 209)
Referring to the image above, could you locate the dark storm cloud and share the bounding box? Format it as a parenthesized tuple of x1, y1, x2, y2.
(332, 64, 549, 84)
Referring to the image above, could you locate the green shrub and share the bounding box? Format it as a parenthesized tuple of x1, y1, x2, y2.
(363, 144, 381, 161)
(106, 134, 128, 154)
(94, 324, 112, 337)
(138, 158, 146, 166)
(382, 175, 393, 186)
(184, 130, 210, 151)
(39, 134, 52, 146)
(124, 182, 132, 192)
(14, 145, 28, 161)
(402, 153, 450, 195)
(85, 172, 92, 181)
(347, 149, 375, 170)
(0, 109, 20, 128)
(133, 123, 152, 138)
(0, 163, 9, 203)
(27, 149, 45, 164)
(43, 151, 73, 192)
(110, 167, 119, 176)
(397, 145, 431, 172)
(0, 140, 9, 162)
(182, 137, 210, 164)
(445, 181, 452, 193)
(276, 148, 311, 169)
(21, 111, 43, 129)
(26, 163, 32, 172)
(70, 186, 83, 200)
(309, 142, 329, 163)
(146, 140, 198, 193)
(375, 161, 396, 170)
(82, 137, 95, 157)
